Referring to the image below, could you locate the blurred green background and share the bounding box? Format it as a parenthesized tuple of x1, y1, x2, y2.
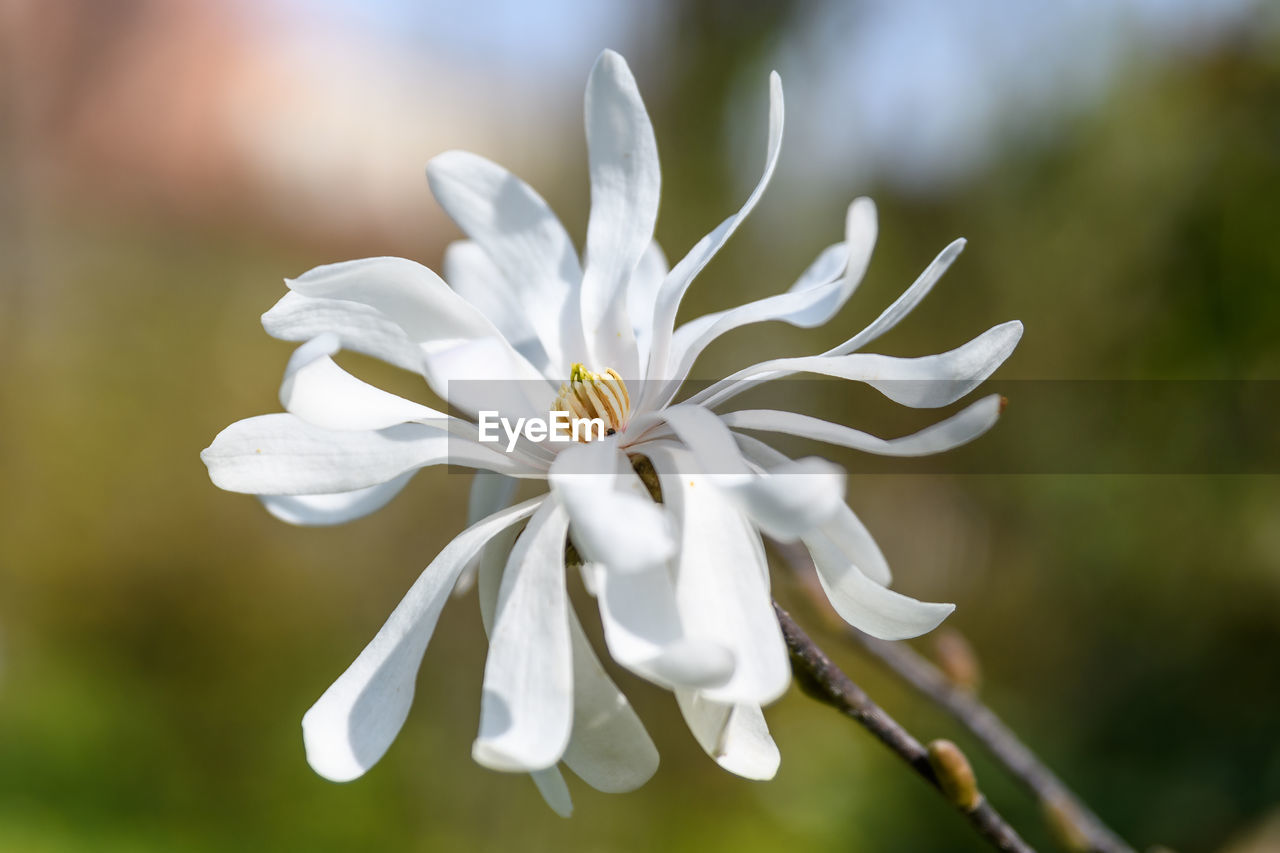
(2, 1, 1279, 851)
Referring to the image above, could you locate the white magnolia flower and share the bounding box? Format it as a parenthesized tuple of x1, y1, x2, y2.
(202, 50, 1022, 814)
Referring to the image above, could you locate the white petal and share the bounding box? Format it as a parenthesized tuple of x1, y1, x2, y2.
(676, 690, 780, 780)
(646, 445, 791, 705)
(659, 199, 877, 403)
(559, 609, 660, 793)
(733, 432, 892, 585)
(262, 291, 424, 375)
(443, 240, 549, 371)
(280, 333, 447, 430)
(549, 441, 675, 574)
(201, 414, 528, 496)
(628, 241, 668, 370)
(690, 321, 1022, 412)
(286, 257, 555, 417)
(580, 49, 661, 377)
(474, 500, 574, 772)
(685, 238, 967, 410)
(260, 473, 414, 527)
(658, 405, 845, 541)
(721, 394, 1004, 457)
(477, 521, 661, 793)
(804, 530, 953, 640)
(826, 238, 966, 357)
(428, 154, 584, 372)
(641, 71, 783, 402)
(453, 471, 520, 596)
(593, 561, 736, 690)
(301, 496, 544, 782)
(530, 769, 573, 817)
(734, 434, 891, 584)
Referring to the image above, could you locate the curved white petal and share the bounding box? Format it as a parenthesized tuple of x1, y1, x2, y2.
(804, 530, 953, 640)
(641, 71, 784, 403)
(474, 500, 574, 772)
(443, 240, 550, 372)
(531, 769, 573, 817)
(687, 238, 967, 410)
(646, 444, 791, 705)
(428, 154, 584, 372)
(580, 49, 661, 377)
(280, 333, 447, 430)
(260, 473, 414, 527)
(628, 241, 668, 369)
(453, 471, 520, 596)
(676, 690, 780, 780)
(591, 560, 736, 690)
(286, 257, 555, 418)
(690, 320, 1024, 411)
(549, 441, 675, 574)
(301, 496, 544, 782)
(202, 414, 529, 496)
(658, 405, 845, 542)
(825, 238, 966, 357)
(733, 432, 892, 586)
(559, 609, 660, 793)
(658, 198, 877, 404)
(477, 522, 661, 794)
(721, 394, 1004, 458)
(262, 291, 424, 375)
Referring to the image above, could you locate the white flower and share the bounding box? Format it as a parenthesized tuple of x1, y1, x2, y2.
(201, 50, 1022, 814)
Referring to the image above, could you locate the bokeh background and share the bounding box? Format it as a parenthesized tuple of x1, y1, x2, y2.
(2, 1, 1279, 851)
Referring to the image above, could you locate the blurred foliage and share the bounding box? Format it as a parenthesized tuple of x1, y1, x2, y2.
(2, 3, 1279, 852)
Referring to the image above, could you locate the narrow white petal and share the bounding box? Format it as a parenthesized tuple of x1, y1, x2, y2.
(824, 238, 967, 357)
(201, 414, 528, 496)
(453, 471, 520, 596)
(642, 71, 783, 402)
(685, 238, 967, 410)
(474, 501, 574, 772)
(280, 333, 447, 431)
(658, 199, 877, 404)
(721, 394, 1004, 457)
(260, 473, 414, 527)
(593, 561, 736, 690)
(628, 241, 668, 370)
(443, 240, 550, 372)
(286, 257, 555, 416)
(477, 522, 660, 794)
(804, 530, 953, 640)
(262, 291, 424, 375)
(530, 769, 573, 817)
(734, 433, 893, 586)
(301, 496, 544, 782)
(550, 441, 675, 574)
(559, 610, 660, 793)
(658, 405, 845, 541)
(580, 49, 660, 377)
(690, 320, 1023, 411)
(646, 445, 791, 705)
(428, 154, 584, 372)
(676, 690, 780, 780)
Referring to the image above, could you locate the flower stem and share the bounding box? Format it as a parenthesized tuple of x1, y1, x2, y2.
(773, 539, 1136, 853)
(775, 603, 1037, 853)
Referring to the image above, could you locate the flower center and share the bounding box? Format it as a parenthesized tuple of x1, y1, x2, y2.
(553, 363, 630, 440)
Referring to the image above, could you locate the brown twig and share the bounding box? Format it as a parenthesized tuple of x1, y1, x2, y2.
(774, 540, 1135, 853)
(775, 603, 1037, 852)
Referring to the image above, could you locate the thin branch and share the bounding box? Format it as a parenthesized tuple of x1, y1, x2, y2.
(775, 603, 1037, 853)
(774, 540, 1135, 853)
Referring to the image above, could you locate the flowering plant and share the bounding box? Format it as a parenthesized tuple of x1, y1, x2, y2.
(202, 49, 1020, 814)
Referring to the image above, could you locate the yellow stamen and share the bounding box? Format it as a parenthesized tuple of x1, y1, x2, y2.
(552, 363, 631, 441)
